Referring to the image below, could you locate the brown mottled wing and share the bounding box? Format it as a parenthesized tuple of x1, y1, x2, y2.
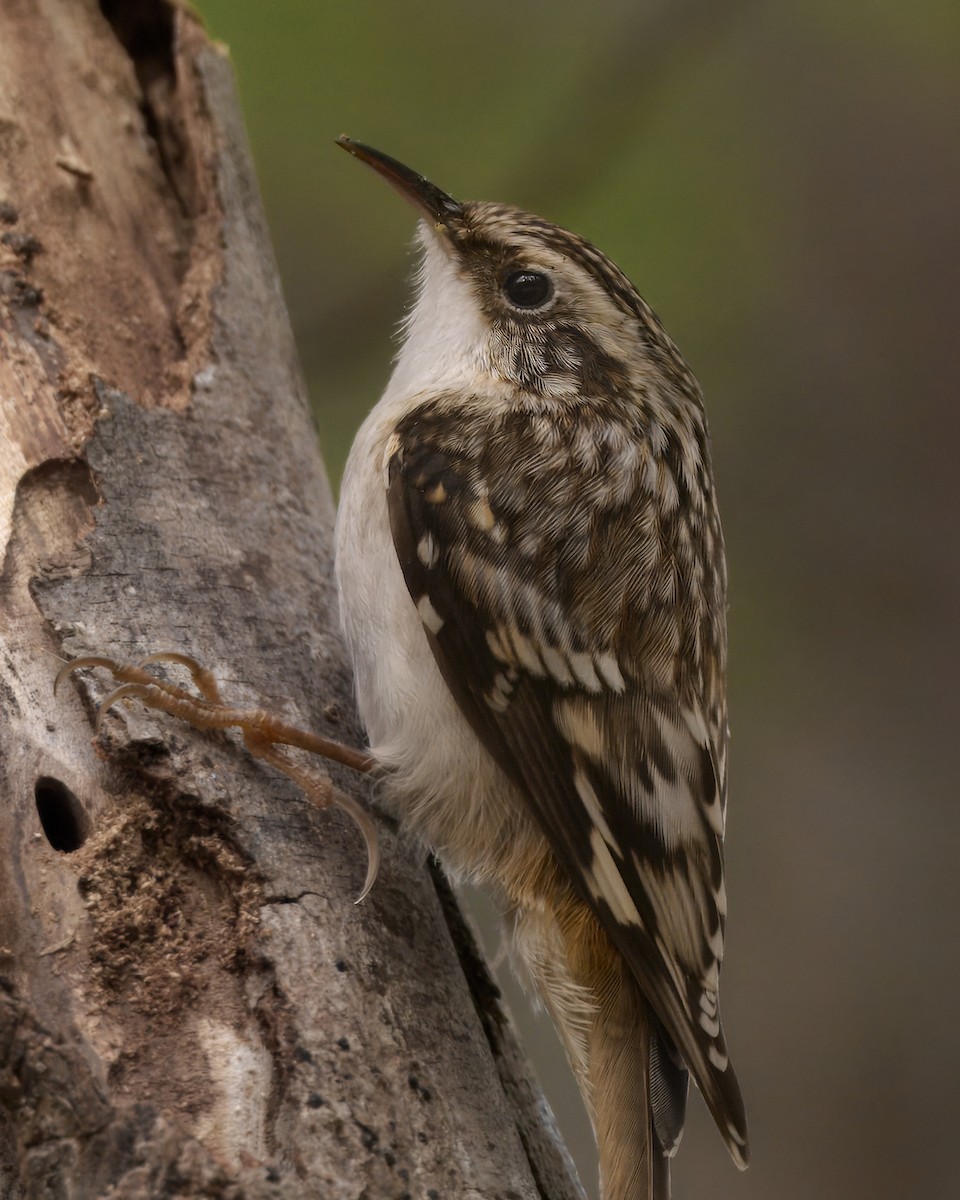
(386, 398, 748, 1166)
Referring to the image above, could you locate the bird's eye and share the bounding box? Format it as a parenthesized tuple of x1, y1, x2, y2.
(502, 270, 553, 309)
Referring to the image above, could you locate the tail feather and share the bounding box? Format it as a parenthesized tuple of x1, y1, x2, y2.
(591, 962, 674, 1200)
(512, 902, 679, 1200)
(649, 1025, 689, 1157)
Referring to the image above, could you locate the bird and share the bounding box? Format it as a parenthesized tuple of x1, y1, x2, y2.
(56, 137, 749, 1200)
(333, 137, 749, 1200)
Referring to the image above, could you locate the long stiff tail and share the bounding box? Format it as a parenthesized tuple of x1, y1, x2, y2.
(590, 958, 684, 1199)
(513, 903, 682, 1200)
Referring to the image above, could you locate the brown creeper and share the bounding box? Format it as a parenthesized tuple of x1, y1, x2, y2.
(335, 139, 749, 1199)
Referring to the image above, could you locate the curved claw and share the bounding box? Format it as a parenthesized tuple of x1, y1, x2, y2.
(94, 683, 151, 733)
(136, 651, 222, 704)
(136, 651, 203, 672)
(53, 655, 122, 696)
(335, 789, 381, 903)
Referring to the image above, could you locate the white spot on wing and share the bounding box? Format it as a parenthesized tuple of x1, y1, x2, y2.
(639, 705, 719, 845)
(574, 769, 619, 851)
(486, 626, 511, 663)
(541, 645, 574, 686)
(698, 1009, 720, 1038)
(485, 670, 515, 712)
(702, 788, 726, 837)
(681, 706, 711, 748)
(727, 1122, 749, 1168)
(554, 699, 604, 762)
(416, 595, 444, 634)
(654, 932, 689, 1001)
(586, 829, 641, 927)
(645, 860, 705, 967)
(507, 628, 546, 677)
(708, 1043, 729, 1071)
(628, 766, 702, 849)
(568, 651, 602, 692)
(465, 495, 496, 532)
(417, 533, 438, 567)
(382, 431, 402, 471)
(595, 651, 626, 692)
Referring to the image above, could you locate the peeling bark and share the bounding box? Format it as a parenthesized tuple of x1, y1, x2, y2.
(0, 3, 583, 1197)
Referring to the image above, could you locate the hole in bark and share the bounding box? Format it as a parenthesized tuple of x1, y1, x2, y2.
(35, 777, 88, 852)
(98, 0, 193, 217)
(98, 0, 175, 93)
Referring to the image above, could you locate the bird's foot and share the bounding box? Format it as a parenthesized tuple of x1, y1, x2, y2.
(56, 652, 379, 900)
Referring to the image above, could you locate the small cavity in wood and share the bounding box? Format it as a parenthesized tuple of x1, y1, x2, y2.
(74, 790, 260, 1020)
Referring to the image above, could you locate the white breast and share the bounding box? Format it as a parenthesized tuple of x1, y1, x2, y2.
(336, 406, 535, 883)
(335, 400, 446, 756)
(334, 222, 549, 886)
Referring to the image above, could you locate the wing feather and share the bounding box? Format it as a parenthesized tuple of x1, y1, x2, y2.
(387, 398, 748, 1164)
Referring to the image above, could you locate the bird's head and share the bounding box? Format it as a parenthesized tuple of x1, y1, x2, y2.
(337, 137, 699, 408)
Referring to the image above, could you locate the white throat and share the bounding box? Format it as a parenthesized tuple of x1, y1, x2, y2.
(383, 223, 488, 403)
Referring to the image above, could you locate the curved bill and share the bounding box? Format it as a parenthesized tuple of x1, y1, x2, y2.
(336, 136, 462, 225)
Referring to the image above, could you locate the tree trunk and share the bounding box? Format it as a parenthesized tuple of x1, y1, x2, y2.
(0, 3, 583, 1197)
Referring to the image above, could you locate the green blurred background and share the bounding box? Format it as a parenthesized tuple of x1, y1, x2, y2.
(196, 2, 960, 1196)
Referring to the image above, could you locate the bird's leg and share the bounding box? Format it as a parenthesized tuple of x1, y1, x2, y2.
(56, 653, 380, 899)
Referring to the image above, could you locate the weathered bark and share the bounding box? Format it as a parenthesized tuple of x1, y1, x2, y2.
(0, 3, 584, 1198)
